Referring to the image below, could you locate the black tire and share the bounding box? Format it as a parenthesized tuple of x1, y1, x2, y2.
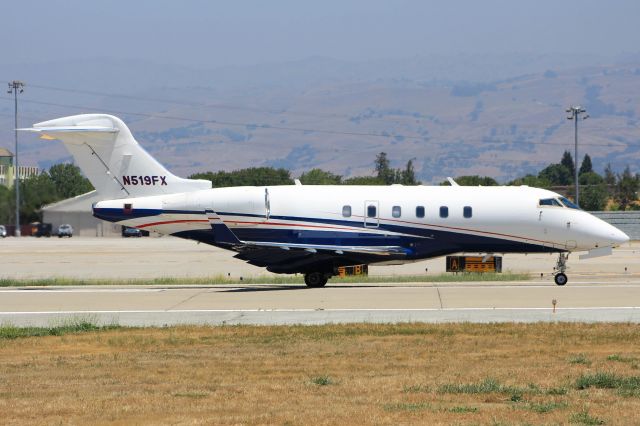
(304, 272, 328, 288)
(554, 273, 568, 286)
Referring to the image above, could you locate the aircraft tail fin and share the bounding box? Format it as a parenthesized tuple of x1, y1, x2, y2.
(21, 114, 211, 198)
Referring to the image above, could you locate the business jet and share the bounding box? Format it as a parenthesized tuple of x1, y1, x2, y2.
(22, 114, 629, 287)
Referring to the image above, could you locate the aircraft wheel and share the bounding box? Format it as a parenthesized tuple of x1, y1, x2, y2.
(554, 273, 568, 286)
(304, 272, 328, 288)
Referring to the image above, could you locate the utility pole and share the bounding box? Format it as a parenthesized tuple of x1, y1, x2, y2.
(566, 106, 588, 207)
(7, 81, 24, 237)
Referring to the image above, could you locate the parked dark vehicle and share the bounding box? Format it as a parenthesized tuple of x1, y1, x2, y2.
(122, 226, 142, 238)
(58, 224, 74, 238)
(32, 222, 52, 238)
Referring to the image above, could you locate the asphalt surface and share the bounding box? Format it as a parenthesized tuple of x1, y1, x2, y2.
(1, 237, 639, 326)
(1, 281, 640, 326)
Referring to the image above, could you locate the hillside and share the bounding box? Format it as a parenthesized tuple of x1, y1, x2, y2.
(2, 57, 639, 183)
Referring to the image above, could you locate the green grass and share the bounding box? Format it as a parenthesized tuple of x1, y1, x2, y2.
(0, 319, 119, 340)
(437, 378, 536, 398)
(524, 401, 568, 413)
(446, 405, 478, 413)
(569, 354, 592, 365)
(310, 375, 334, 386)
(546, 386, 569, 395)
(403, 384, 430, 393)
(607, 354, 637, 364)
(569, 410, 605, 425)
(383, 402, 432, 412)
(0, 272, 530, 287)
(575, 371, 640, 396)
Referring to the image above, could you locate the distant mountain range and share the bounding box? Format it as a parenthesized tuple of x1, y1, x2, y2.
(1, 54, 639, 183)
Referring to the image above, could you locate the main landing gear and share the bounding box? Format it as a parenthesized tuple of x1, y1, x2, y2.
(553, 253, 569, 286)
(304, 272, 329, 288)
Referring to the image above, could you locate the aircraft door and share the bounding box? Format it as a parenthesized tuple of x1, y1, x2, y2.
(364, 200, 379, 228)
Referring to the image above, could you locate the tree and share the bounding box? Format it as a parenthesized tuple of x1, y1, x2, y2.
(0, 163, 94, 225)
(342, 176, 384, 185)
(538, 163, 572, 186)
(615, 166, 639, 210)
(48, 163, 94, 199)
(400, 159, 419, 185)
(190, 167, 293, 187)
(580, 183, 608, 211)
(604, 163, 616, 186)
(508, 174, 551, 188)
(579, 171, 604, 185)
(374, 152, 395, 185)
(561, 151, 575, 182)
(19, 172, 59, 223)
(299, 169, 342, 185)
(0, 184, 12, 224)
(579, 154, 593, 175)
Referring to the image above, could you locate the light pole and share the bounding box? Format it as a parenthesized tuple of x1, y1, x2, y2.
(7, 81, 24, 237)
(566, 106, 588, 207)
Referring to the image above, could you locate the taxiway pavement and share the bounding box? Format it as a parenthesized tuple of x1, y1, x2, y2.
(1, 237, 638, 326)
(1, 281, 639, 326)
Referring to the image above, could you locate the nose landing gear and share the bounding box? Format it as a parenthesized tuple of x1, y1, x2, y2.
(553, 253, 569, 286)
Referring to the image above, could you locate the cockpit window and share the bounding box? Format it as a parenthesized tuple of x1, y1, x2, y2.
(559, 197, 580, 209)
(539, 198, 562, 207)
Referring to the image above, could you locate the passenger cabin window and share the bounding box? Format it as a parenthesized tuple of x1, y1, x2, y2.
(559, 197, 580, 210)
(463, 206, 472, 218)
(539, 198, 562, 207)
(342, 205, 352, 217)
(367, 205, 377, 218)
(416, 206, 425, 218)
(439, 206, 449, 218)
(392, 206, 401, 218)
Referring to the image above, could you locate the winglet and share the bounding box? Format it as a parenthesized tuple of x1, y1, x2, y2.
(446, 177, 459, 186)
(206, 209, 242, 245)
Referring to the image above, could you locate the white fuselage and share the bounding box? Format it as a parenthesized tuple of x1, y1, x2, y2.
(93, 184, 628, 262)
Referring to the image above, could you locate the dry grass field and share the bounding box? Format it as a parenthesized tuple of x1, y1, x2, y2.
(1, 323, 640, 425)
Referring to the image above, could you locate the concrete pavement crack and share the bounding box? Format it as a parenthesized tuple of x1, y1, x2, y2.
(436, 287, 444, 309)
(167, 290, 207, 311)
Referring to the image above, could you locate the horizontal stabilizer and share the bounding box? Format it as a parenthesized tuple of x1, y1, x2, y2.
(18, 114, 211, 198)
(19, 126, 118, 134)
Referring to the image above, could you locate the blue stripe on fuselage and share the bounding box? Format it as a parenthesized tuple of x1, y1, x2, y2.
(91, 207, 561, 257)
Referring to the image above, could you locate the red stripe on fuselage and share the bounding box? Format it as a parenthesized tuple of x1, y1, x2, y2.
(134, 213, 556, 247)
(227, 220, 358, 231)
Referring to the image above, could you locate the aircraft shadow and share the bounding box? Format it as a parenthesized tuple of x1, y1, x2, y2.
(218, 285, 309, 292)
(217, 284, 398, 292)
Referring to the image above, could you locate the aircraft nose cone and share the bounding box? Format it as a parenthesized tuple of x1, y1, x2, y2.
(611, 228, 630, 245)
(590, 215, 630, 247)
(601, 221, 630, 246)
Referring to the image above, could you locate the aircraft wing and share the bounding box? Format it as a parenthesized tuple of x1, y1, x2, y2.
(206, 210, 409, 273)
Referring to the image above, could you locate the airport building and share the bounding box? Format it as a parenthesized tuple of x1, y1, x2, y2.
(0, 147, 39, 187)
(41, 191, 123, 237)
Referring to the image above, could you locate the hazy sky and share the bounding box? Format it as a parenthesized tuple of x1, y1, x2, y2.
(5, 0, 640, 68)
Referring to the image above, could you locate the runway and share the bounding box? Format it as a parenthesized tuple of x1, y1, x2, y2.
(2, 281, 640, 326)
(2, 237, 639, 326)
